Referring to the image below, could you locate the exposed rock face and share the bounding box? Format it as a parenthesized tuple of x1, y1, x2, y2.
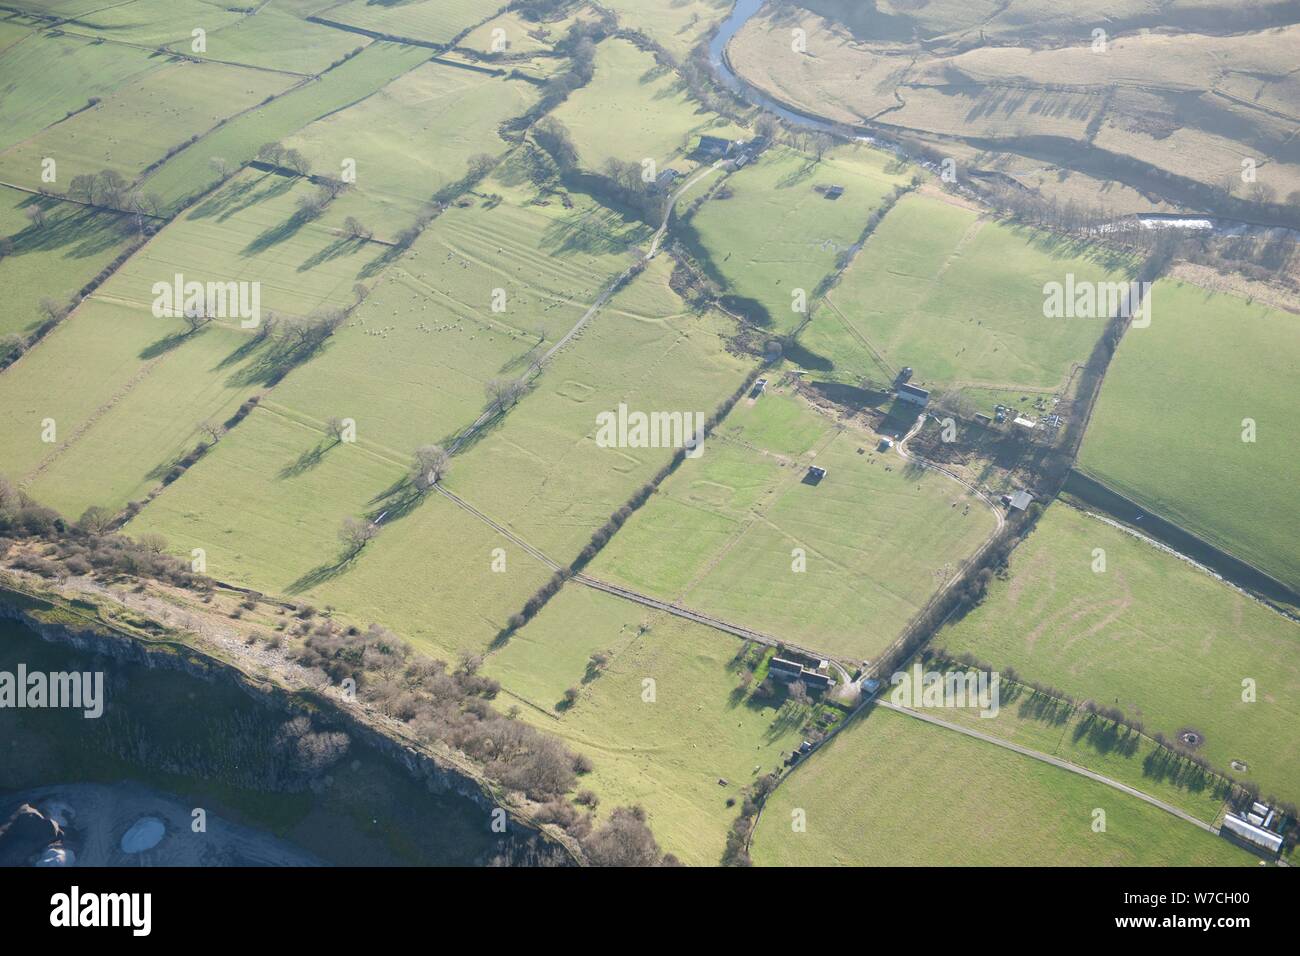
(0, 597, 581, 866)
(0, 804, 61, 866)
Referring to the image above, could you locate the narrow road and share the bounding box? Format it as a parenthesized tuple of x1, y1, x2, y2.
(877, 700, 1221, 835)
(896, 412, 1006, 533)
(575, 573, 832, 662)
(647, 160, 726, 258)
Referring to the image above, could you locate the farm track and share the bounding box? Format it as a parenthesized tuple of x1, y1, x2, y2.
(434, 480, 839, 664)
(876, 700, 1220, 835)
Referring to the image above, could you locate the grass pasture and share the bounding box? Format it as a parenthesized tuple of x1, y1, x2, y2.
(41, 0, 248, 47)
(551, 37, 734, 174)
(493, 584, 809, 866)
(282, 62, 537, 231)
(891, 665, 1235, 825)
(685, 143, 908, 334)
(0, 186, 138, 336)
(799, 192, 1136, 397)
(1078, 280, 1300, 592)
(597, 0, 731, 61)
(319, 0, 502, 45)
(936, 502, 1300, 802)
(111, 169, 380, 318)
(0, 296, 274, 517)
(268, 184, 650, 458)
(0, 56, 295, 193)
(300, 489, 558, 659)
(125, 404, 406, 593)
(443, 256, 751, 562)
(0, 169, 382, 516)
(138, 42, 432, 212)
(0, 31, 161, 152)
(751, 705, 1255, 866)
(166, 6, 367, 76)
(589, 386, 998, 662)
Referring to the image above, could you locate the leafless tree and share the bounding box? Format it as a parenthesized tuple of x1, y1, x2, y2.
(136, 532, 168, 554)
(210, 156, 231, 178)
(583, 805, 664, 867)
(325, 417, 348, 443)
(38, 296, 69, 323)
(484, 377, 527, 413)
(411, 444, 449, 491)
(198, 419, 224, 444)
(24, 204, 47, 228)
(338, 516, 377, 556)
(284, 148, 311, 176)
(256, 142, 285, 166)
(77, 505, 116, 536)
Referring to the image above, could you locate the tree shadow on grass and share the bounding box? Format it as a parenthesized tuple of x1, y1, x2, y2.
(139, 326, 199, 360)
(356, 237, 408, 280)
(11, 203, 133, 259)
(299, 235, 367, 272)
(188, 171, 295, 223)
(242, 207, 317, 256)
(363, 481, 426, 528)
(286, 547, 362, 595)
(776, 158, 819, 190)
(223, 336, 328, 388)
(277, 438, 337, 479)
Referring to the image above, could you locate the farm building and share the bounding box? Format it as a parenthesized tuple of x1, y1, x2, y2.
(695, 134, 735, 159)
(750, 378, 768, 398)
(825, 184, 845, 200)
(1012, 415, 1036, 432)
(1221, 813, 1283, 856)
(805, 465, 827, 484)
(896, 383, 929, 406)
(769, 657, 836, 692)
(653, 168, 682, 192)
(769, 658, 804, 681)
(1007, 490, 1033, 511)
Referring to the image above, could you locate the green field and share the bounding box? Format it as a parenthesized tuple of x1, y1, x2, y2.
(166, 7, 367, 76)
(268, 178, 650, 458)
(799, 192, 1136, 398)
(37, 0, 248, 46)
(114, 168, 378, 315)
(936, 502, 1300, 802)
(0, 168, 378, 516)
(751, 705, 1255, 866)
(1078, 280, 1300, 592)
(444, 255, 751, 562)
(0, 57, 295, 192)
(492, 584, 809, 866)
(686, 143, 908, 333)
(551, 37, 735, 173)
(0, 187, 137, 336)
(321, 0, 502, 45)
(125, 405, 405, 589)
(139, 42, 432, 211)
(588, 386, 998, 662)
(0, 32, 160, 151)
(890, 665, 1235, 825)
(282, 62, 537, 231)
(597, 0, 731, 60)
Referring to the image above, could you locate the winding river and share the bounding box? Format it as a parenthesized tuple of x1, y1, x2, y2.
(707, 1, 1300, 239)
